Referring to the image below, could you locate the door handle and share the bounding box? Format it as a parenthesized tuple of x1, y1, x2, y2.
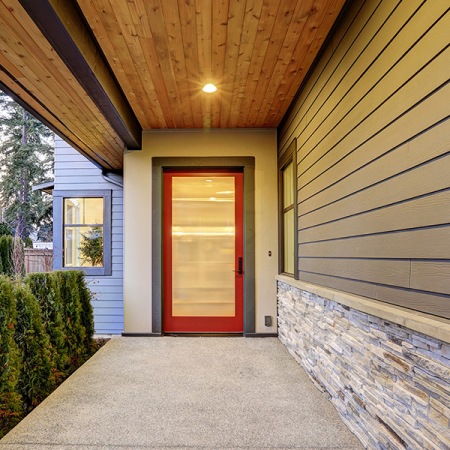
(233, 257, 243, 275)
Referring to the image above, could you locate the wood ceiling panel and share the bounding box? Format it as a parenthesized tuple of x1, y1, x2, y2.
(235, 1, 281, 127)
(0, 0, 125, 169)
(174, 0, 203, 127)
(274, 0, 348, 124)
(239, 1, 296, 127)
(227, 0, 265, 128)
(253, 0, 319, 126)
(219, 0, 247, 127)
(76, 0, 347, 129)
(161, 0, 195, 127)
(1, 0, 347, 169)
(210, 0, 229, 126)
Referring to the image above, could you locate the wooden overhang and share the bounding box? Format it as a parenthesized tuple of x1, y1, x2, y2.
(0, 0, 348, 170)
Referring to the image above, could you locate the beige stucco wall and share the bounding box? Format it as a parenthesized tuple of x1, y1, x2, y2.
(123, 129, 278, 334)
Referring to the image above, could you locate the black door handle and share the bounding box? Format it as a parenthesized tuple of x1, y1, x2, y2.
(232, 257, 244, 275)
(238, 256, 243, 275)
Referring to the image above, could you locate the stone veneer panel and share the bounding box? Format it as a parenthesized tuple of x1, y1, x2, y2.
(277, 281, 450, 450)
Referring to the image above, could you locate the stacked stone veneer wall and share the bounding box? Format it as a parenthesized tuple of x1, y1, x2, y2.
(277, 281, 450, 450)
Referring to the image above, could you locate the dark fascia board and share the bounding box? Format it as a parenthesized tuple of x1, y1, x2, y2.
(18, 0, 142, 151)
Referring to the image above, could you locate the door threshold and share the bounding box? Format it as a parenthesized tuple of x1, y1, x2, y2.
(163, 332, 244, 337)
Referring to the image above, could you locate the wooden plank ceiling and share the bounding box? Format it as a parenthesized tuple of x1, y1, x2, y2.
(0, 0, 347, 169)
(0, 0, 127, 169)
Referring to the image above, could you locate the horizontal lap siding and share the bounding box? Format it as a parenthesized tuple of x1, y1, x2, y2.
(54, 138, 124, 333)
(279, 0, 450, 318)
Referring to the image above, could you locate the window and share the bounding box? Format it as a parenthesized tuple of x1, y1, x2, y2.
(64, 198, 104, 267)
(53, 190, 112, 276)
(279, 140, 298, 278)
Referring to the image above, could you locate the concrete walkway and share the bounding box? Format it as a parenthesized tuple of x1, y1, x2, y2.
(0, 337, 363, 449)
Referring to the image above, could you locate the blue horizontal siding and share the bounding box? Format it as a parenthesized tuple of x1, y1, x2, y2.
(91, 301, 123, 309)
(55, 137, 124, 334)
(89, 278, 123, 286)
(93, 316, 124, 323)
(55, 162, 98, 170)
(92, 308, 124, 316)
(95, 326, 123, 334)
(56, 168, 104, 177)
(90, 285, 124, 294)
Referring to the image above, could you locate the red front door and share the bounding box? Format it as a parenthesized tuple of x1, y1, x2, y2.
(163, 169, 244, 333)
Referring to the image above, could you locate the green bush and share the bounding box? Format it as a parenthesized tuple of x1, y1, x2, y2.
(1, 270, 96, 437)
(26, 273, 69, 381)
(73, 271, 95, 354)
(14, 284, 54, 411)
(52, 271, 87, 370)
(0, 277, 23, 436)
(0, 236, 13, 276)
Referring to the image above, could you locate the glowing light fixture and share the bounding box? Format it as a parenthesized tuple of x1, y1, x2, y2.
(202, 83, 217, 93)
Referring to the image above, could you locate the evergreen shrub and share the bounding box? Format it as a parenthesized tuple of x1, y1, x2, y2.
(0, 276, 23, 436)
(26, 273, 69, 380)
(0, 271, 96, 437)
(73, 271, 95, 354)
(52, 271, 87, 370)
(14, 284, 54, 411)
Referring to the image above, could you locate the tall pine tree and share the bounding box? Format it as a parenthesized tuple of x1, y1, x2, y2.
(0, 92, 54, 241)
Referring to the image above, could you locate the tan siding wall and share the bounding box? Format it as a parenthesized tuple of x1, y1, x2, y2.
(279, 0, 450, 318)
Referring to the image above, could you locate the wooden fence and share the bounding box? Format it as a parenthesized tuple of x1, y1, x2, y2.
(24, 249, 53, 273)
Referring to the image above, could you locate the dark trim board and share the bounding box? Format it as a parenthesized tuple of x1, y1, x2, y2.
(18, 0, 141, 150)
(278, 139, 298, 279)
(53, 189, 112, 276)
(152, 157, 256, 335)
(244, 333, 279, 338)
(122, 333, 162, 337)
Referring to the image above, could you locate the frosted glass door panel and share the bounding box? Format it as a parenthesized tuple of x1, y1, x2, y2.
(171, 176, 235, 317)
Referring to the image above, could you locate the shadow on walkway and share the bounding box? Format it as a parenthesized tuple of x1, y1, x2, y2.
(0, 337, 363, 449)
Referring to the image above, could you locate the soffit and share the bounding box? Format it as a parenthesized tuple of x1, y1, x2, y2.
(77, 0, 346, 129)
(0, 0, 347, 169)
(0, 0, 126, 170)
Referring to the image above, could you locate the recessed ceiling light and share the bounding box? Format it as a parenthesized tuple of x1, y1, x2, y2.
(202, 83, 217, 93)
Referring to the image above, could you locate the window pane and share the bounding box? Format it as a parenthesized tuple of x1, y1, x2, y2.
(64, 198, 103, 225)
(283, 162, 294, 208)
(64, 226, 104, 267)
(171, 176, 236, 317)
(283, 209, 294, 275)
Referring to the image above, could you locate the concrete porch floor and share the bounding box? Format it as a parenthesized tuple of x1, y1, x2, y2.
(0, 337, 363, 449)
